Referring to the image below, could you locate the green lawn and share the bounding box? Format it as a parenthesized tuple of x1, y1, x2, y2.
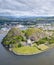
(38, 44, 49, 50)
(12, 46, 41, 55)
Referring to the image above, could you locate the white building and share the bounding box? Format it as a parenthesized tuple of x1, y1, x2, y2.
(36, 23, 54, 30)
(27, 39, 32, 46)
(1, 27, 10, 31)
(15, 24, 27, 30)
(16, 24, 24, 28)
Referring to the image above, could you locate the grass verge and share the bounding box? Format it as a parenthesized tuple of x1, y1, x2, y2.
(12, 46, 41, 55)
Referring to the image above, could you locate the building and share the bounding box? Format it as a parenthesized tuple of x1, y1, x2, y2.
(36, 23, 54, 30)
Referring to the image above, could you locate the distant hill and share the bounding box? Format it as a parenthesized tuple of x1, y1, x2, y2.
(0, 16, 54, 25)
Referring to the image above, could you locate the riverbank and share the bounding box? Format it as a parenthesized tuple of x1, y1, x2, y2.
(9, 44, 49, 55)
(11, 48, 49, 56)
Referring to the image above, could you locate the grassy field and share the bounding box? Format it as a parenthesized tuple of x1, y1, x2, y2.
(12, 44, 49, 55)
(38, 44, 49, 50)
(12, 46, 41, 55)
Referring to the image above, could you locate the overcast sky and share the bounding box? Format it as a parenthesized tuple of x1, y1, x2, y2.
(0, 0, 54, 16)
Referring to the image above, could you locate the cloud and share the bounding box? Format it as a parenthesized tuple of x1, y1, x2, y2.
(0, 0, 54, 16)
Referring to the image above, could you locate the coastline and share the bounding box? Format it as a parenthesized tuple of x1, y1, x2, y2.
(1, 27, 54, 56)
(9, 47, 50, 56)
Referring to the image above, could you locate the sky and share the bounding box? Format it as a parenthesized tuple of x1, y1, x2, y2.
(0, 0, 54, 16)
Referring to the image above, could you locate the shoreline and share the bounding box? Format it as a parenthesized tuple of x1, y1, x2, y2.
(1, 36, 54, 56)
(2, 42, 51, 56)
(9, 44, 54, 56)
(9, 47, 50, 56)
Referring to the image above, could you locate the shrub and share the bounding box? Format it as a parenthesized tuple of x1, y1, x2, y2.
(25, 28, 42, 38)
(36, 37, 48, 45)
(18, 43, 22, 48)
(32, 43, 37, 47)
(49, 39, 54, 44)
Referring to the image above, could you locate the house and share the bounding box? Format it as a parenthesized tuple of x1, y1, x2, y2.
(26, 39, 32, 46)
(26, 39, 34, 46)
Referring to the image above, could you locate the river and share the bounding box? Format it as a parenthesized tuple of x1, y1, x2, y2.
(0, 33, 54, 65)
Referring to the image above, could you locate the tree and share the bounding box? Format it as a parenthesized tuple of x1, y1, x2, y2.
(2, 28, 24, 47)
(18, 43, 22, 48)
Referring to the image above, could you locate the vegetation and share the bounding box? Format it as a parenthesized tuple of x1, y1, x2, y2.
(49, 37, 54, 44)
(2, 28, 24, 46)
(38, 44, 48, 50)
(2, 27, 45, 47)
(12, 46, 41, 55)
(25, 28, 46, 41)
(36, 37, 48, 45)
(2, 27, 54, 55)
(18, 43, 23, 48)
